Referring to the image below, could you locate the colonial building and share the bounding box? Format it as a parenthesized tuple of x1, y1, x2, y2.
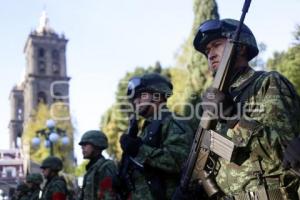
(0, 149, 25, 198)
(8, 11, 70, 148)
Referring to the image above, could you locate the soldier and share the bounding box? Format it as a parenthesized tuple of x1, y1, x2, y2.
(119, 73, 193, 199)
(78, 130, 117, 200)
(176, 18, 300, 199)
(40, 156, 68, 200)
(11, 182, 29, 200)
(26, 173, 44, 200)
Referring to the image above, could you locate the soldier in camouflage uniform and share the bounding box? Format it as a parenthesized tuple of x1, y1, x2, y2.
(25, 173, 43, 200)
(183, 18, 300, 199)
(119, 73, 193, 199)
(11, 182, 29, 200)
(40, 156, 68, 200)
(78, 130, 117, 200)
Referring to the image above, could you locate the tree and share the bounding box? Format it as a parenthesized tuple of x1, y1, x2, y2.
(22, 102, 75, 173)
(267, 25, 300, 94)
(174, 0, 219, 130)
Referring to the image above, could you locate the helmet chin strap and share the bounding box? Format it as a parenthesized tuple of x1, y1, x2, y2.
(136, 95, 160, 117)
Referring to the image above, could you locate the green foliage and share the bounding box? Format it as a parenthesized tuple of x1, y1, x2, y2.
(174, 0, 219, 130)
(74, 160, 89, 177)
(22, 103, 75, 173)
(292, 24, 300, 45)
(167, 67, 190, 115)
(267, 46, 300, 94)
(100, 62, 170, 160)
(266, 25, 300, 94)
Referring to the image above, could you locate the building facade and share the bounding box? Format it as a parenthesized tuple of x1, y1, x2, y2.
(8, 11, 70, 148)
(0, 149, 25, 198)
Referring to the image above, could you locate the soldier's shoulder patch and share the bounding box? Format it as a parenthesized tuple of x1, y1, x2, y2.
(259, 71, 297, 98)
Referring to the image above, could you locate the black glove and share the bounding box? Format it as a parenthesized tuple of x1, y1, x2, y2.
(283, 137, 300, 171)
(120, 134, 143, 157)
(202, 87, 238, 128)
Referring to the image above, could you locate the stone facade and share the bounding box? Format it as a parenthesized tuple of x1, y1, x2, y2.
(8, 11, 70, 148)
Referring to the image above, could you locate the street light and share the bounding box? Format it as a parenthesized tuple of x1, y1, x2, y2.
(31, 119, 70, 155)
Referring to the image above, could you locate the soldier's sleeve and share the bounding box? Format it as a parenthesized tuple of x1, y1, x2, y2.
(52, 193, 66, 200)
(228, 71, 300, 161)
(96, 160, 118, 200)
(135, 118, 193, 173)
(50, 179, 67, 200)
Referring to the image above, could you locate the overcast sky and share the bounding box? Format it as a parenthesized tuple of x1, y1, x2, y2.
(0, 0, 299, 162)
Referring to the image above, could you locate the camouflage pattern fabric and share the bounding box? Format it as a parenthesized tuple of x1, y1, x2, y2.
(40, 175, 68, 200)
(11, 182, 30, 200)
(132, 110, 194, 200)
(194, 67, 300, 199)
(79, 156, 117, 200)
(25, 189, 40, 200)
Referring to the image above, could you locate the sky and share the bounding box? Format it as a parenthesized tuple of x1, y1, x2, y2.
(0, 0, 299, 162)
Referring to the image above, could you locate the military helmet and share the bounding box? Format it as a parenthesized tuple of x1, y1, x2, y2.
(16, 182, 29, 192)
(78, 130, 108, 149)
(26, 173, 43, 184)
(40, 156, 63, 171)
(193, 18, 259, 61)
(127, 73, 173, 100)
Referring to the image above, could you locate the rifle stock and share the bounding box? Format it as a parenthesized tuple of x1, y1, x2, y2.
(178, 0, 252, 197)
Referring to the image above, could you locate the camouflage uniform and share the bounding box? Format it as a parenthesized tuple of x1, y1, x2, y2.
(212, 67, 300, 199)
(26, 173, 43, 200)
(41, 175, 68, 200)
(26, 189, 41, 200)
(79, 130, 117, 200)
(80, 157, 117, 200)
(132, 111, 194, 199)
(122, 73, 194, 200)
(40, 156, 68, 200)
(11, 182, 30, 200)
(191, 18, 300, 199)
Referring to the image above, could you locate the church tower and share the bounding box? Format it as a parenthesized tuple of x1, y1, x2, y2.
(9, 11, 70, 148)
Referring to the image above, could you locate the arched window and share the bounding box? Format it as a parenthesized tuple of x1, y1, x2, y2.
(38, 61, 46, 73)
(52, 62, 60, 74)
(52, 50, 59, 61)
(38, 48, 45, 58)
(37, 91, 47, 104)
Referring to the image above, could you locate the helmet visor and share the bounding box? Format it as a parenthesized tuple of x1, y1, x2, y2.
(127, 77, 142, 99)
(199, 19, 223, 33)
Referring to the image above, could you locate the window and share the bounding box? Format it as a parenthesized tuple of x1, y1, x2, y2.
(38, 48, 45, 58)
(6, 170, 12, 178)
(52, 63, 60, 74)
(17, 108, 23, 120)
(38, 61, 46, 73)
(52, 50, 59, 61)
(37, 91, 47, 104)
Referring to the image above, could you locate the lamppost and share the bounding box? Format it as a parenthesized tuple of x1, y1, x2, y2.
(32, 119, 70, 156)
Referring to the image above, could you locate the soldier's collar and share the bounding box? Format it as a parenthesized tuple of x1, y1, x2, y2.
(230, 66, 255, 89)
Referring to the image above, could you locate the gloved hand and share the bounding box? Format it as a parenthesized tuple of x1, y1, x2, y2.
(120, 134, 143, 157)
(202, 87, 237, 128)
(283, 137, 300, 172)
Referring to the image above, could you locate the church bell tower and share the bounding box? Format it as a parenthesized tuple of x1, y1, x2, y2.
(9, 11, 71, 148)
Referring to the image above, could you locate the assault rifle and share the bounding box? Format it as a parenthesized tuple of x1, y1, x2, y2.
(177, 0, 252, 198)
(117, 114, 142, 200)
